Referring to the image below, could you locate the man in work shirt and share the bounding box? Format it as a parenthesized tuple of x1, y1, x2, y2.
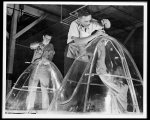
(64, 8, 111, 75)
(30, 34, 55, 63)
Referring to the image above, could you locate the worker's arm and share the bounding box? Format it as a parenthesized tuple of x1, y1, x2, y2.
(30, 42, 40, 49)
(101, 19, 111, 29)
(42, 44, 55, 62)
(72, 29, 107, 45)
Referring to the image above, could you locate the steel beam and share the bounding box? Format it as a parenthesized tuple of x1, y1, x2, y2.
(123, 22, 143, 45)
(123, 28, 136, 45)
(7, 5, 60, 23)
(14, 14, 47, 39)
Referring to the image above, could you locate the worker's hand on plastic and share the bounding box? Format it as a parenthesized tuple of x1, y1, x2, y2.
(102, 32, 109, 37)
(95, 30, 104, 37)
(95, 29, 108, 37)
(101, 19, 111, 29)
(42, 58, 49, 65)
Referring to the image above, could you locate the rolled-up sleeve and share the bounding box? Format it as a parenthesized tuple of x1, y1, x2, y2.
(67, 21, 79, 44)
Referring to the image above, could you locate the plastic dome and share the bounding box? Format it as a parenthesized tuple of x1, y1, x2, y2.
(5, 60, 63, 114)
(48, 35, 143, 114)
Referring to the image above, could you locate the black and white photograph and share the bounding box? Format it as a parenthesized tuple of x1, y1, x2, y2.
(2, 1, 147, 118)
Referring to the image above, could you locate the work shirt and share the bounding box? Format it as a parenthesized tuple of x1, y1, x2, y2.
(67, 19, 104, 44)
(31, 42, 55, 63)
(66, 19, 104, 60)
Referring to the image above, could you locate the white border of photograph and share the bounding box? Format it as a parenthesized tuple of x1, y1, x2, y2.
(3, 1, 147, 118)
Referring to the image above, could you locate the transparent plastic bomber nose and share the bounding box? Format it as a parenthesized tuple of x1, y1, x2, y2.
(48, 36, 143, 114)
(5, 60, 63, 114)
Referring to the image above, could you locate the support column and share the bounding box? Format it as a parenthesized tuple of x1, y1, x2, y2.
(7, 4, 19, 95)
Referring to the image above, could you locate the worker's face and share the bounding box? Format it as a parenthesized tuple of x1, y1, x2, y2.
(43, 35, 52, 45)
(79, 15, 92, 27)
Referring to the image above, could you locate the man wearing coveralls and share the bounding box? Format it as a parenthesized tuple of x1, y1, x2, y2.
(26, 34, 55, 110)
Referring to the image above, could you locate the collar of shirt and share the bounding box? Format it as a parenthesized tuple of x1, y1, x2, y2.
(76, 19, 90, 32)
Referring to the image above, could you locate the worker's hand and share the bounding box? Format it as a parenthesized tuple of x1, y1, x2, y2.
(95, 29, 108, 37)
(42, 58, 49, 65)
(101, 19, 111, 29)
(30, 42, 40, 49)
